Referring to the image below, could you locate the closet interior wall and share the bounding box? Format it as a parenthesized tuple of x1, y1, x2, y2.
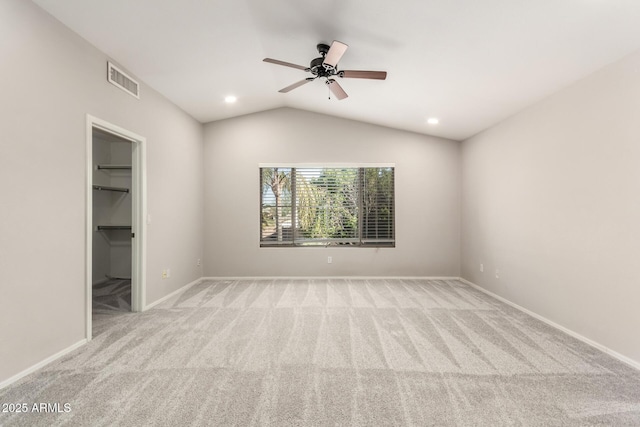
(92, 130, 132, 286)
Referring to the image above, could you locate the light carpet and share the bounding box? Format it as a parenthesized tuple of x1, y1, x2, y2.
(1, 278, 639, 426)
(92, 278, 132, 337)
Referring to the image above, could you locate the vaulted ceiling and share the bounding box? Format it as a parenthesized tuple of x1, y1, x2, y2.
(32, 0, 640, 140)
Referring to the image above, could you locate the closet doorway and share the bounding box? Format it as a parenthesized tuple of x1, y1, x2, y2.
(86, 115, 146, 341)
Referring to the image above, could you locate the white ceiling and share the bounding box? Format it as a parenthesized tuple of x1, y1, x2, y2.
(32, 0, 640, 141)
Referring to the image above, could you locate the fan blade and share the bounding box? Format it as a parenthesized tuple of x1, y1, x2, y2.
(323, 40, 348, 69)
(279, 78, 314, 93)
(327, 79, 348, 100)
(263, 58, 309, 71)
(341, 70, 387, 80)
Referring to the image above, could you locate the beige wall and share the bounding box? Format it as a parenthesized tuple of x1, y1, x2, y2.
(203, 108, 461, 277)
(0, 0, 204, 383)
(461, 50, 640, 364)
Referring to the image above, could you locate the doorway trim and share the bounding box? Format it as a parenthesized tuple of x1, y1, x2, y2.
(85, 115, 147, 341)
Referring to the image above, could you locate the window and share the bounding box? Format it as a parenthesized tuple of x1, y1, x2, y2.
(260, 165, 395, 247)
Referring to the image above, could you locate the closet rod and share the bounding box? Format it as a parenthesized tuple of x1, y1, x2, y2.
(92, 184, 129, 193)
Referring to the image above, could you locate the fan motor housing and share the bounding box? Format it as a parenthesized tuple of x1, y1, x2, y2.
(310, 57, 336, 78)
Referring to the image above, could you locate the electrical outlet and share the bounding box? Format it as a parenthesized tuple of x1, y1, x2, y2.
(495, 269, 500, 279)
(197, 259, 201, 266)
(480, 263, 484, 273)
(327, 256, 332, 264)
(161, 270, 167, 279)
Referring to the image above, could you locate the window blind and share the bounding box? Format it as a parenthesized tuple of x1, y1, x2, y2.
(260, 166, 394, 247)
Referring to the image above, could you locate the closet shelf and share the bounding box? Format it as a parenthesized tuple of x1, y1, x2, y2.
(96, 225, 132, 231)
(97, 164, 132, 170)
(93, 184, 129, 193)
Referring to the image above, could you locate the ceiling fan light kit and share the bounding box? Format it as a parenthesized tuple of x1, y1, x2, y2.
(263, 40, 387, 100)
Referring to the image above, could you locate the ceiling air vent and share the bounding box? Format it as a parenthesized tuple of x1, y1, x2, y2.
(107, 61, 139, 99)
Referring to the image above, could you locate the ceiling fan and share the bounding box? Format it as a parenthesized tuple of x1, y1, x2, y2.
(263, 40, 387, 100)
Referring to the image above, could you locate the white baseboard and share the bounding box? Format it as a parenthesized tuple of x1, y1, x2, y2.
(458, 277, 640, 371)
(0, 339, 87, 390)
(201, 276, 460, 281)
(144, 277, 202, 310)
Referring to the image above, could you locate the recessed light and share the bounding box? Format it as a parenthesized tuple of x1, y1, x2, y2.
(427, 117, 439, 125)
(224, 95, 237, 103)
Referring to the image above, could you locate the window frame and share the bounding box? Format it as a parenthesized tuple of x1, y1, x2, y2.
(259, 163, 395, 248)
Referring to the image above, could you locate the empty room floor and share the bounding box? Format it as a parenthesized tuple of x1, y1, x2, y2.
(1, 278, 639, 426)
